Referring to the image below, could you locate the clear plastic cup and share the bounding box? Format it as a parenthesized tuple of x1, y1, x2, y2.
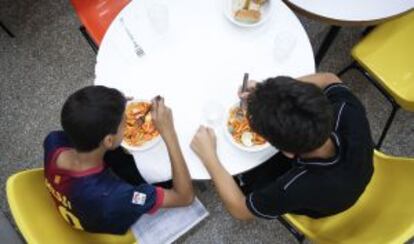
(201, 101, 224, 128)
(147, 1, 169, 35)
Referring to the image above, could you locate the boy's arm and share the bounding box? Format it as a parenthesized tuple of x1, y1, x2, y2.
(202, 153, 254, 220)
(161, 130, 194, 207)
(191, 126, 254, 220)
(151, 97, 194, 207)
(297, 72, 342, 89)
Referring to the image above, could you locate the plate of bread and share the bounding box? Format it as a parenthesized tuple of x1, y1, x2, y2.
(224, 0, 273, 27)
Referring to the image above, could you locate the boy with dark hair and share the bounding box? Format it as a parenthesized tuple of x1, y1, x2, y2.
(191, 73, 373, 220)
(44, 85, 194, 234)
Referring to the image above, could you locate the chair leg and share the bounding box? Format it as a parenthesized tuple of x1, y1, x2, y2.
(337, 61, 357, 77)
(361, 26, 375, 37)
(0, 21, 15, 37)
(376, 104, 399, 149)
(354, 64, 397, 105)
(339, 62, 401, 149)
(277, 217, 305, 243)
(315, 26, 341, 68)
(79, 26, 98, 53)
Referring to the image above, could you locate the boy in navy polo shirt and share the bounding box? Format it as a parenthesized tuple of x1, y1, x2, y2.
(44, 86, 194, 234)
(191, 73, 373, 220)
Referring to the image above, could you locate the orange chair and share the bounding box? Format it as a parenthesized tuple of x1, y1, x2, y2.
(70, 0, 131, 52)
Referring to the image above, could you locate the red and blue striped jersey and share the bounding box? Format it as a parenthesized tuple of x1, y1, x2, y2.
(43, 131, 164, 234)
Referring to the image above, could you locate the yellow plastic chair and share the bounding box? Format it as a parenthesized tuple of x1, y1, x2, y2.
(6, 168, 136, 244)
(338, 10, 414, 149)
(281, 150, 414, 244)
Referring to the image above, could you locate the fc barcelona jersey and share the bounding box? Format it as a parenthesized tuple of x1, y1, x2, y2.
(43, 131, 164, 234)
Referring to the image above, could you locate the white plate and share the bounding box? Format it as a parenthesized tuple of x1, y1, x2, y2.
(223, 103, 270, 152)
(121, 100, 162, 151)
(224, 0, 274, 28)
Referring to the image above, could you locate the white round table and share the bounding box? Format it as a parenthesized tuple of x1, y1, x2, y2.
(95, 0, 315, 182)
(284, 0, 414, 25)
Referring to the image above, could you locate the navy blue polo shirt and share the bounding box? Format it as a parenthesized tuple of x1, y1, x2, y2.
(245, 83, 374, 219)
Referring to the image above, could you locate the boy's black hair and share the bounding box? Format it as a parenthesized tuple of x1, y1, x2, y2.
(247, 76, 333, 154)
(61, 85, 126, 152)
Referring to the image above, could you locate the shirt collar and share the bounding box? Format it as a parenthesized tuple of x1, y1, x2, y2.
(295, 132, 341, 167)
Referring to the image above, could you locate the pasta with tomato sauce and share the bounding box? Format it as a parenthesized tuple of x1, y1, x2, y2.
(227, 106, 266, 146)
(124, 102, 159, 146)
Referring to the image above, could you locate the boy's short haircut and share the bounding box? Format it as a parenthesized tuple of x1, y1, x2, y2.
(61, 85, 126, 152)
(247, 76, 333, 154)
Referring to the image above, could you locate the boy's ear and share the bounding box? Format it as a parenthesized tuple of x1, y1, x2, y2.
(102, 135, 115, 149)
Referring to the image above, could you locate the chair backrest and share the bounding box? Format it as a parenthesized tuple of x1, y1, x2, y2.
(283, 150, 414, 244)
(6, 168, 135, 244)
(70, 0, 131, 45)
(351, 10, 414, 111)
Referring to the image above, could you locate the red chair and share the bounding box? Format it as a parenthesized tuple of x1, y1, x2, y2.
(70, 0, 131, 52)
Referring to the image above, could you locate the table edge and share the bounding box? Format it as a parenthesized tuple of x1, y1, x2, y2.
(283, 1, 414, 27)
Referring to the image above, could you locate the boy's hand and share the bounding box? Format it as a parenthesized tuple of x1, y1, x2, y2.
(151, 96, 175, 138)
(238, 80, 258, 101)
(191, 126, 218, 166)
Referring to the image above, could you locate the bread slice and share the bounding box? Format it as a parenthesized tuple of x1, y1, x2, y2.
(232, 0, 246, 11)
(252, 0, 268, 5)
(234, 9, 261, 24)
(249, 1, 261, 11)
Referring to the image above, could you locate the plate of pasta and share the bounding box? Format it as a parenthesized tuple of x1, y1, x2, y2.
(224, 104, 270, 152)
(122, 100, 161, 151)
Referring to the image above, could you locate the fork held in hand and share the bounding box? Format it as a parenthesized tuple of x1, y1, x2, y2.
(136, 107, 151, 126)
(236, 73, 249, 118)
(239, 73, 249, 109)
(136, 96, 162, 126)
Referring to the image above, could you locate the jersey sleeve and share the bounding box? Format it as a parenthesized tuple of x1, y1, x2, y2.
(323, 83, 364, 109)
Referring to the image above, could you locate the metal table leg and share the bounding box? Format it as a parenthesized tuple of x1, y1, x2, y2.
(315, 26, 341, 67)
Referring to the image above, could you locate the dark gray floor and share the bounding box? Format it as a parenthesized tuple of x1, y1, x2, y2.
(1, 0, 413, 243)
(0, 211, 23, 244)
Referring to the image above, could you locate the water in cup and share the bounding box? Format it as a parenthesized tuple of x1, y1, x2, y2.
(147, 1, 169, 35)
(202, 101, 224, 128)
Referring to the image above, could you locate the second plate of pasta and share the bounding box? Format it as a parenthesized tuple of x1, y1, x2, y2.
(224, 103, 270, 152)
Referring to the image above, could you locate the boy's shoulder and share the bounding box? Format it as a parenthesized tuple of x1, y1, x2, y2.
(43, 130, 77, 175)
(44, 130, 70, 146)
(44, 130, 72, 155)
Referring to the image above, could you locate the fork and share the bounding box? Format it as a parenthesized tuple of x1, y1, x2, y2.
(136, 96, 162, 126)
(119, 17, 145, 57)
(136, 106, 152, 127)
(236, 73, 249, 118)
